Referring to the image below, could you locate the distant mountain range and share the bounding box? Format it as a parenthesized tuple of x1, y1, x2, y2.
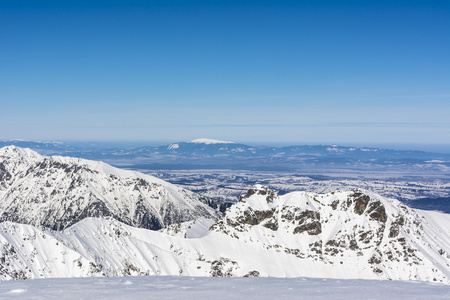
(1, 139, 449, 173)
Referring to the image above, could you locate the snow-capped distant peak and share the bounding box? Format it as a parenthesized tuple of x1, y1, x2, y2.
(4, 139, 30, 142)
(2, 139, 64, 145)
(188, 138, 235, 144)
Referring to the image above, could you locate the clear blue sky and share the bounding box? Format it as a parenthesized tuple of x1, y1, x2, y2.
(1, 0, 449, 148)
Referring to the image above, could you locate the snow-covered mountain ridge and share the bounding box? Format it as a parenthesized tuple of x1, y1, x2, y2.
(1, 185, 450, 283)
(0, 146, 221, 230)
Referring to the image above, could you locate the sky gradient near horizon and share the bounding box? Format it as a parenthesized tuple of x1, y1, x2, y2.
(1, 1, 449, 147)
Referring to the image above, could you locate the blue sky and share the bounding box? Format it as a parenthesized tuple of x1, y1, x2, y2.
(1, 1, 449, 148)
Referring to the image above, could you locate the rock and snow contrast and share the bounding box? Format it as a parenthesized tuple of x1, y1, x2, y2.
(0, 146, 221, 230)
(1, 183, 450, 283)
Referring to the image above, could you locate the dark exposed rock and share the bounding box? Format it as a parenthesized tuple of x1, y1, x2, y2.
(262, 219, 278, 231)
(373, 268, 383, 274)
(349, 191, 387, 223)
(349, 239, 359, 250)
(309, 241, 323, 255)
(326, 239, 346, 248)
(367, 201, 387, 223)
(330, 200, 339, 210)
(210, 258, 237, 277)
(280, 206, 298, 221)
(293, 222, 321, 235)
(135, 206, 163, 230)
(199, 196, 233, 213)
(238, 208, 275, 226)
(239, 186, 278, 203)
(243, 270, 260, 277)
(0, 162, 12, 183)
(240, 188, 256, 201)
(352, 192, 371, 215)
(389, 225, 400, 238)
(324, 240, 341, 256)
(358, 231, 374, 244)
(389, 215, 405, 238)
(293, 210, 321, 235)
(368, 254, 382, 265)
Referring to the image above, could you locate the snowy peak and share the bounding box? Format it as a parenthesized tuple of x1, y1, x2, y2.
(211, 187, 450, 282)
(0, 146, 221, 230)
(0, 146, 44, 190)
(238, 185, 279, 208)
(217, 187, 397, 236)
(0, 145, 44, 165)
(188, 138, 235, 144)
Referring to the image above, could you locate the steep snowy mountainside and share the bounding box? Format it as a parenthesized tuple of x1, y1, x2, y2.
(161, 217, 216, 238)
(1, 187, 450, 283)
(0, 221, 96, 279)
(0, 146, 221, 230)
(210, 186, 450, 282)
(0, 146, 43, 188)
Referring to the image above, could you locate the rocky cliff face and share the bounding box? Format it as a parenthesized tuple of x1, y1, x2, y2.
(0, 146, 221, 230)
(210, 185, 450, 282)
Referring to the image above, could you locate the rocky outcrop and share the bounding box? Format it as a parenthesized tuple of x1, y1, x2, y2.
(209, 185, 450, 282)
(239, 185, 278, 203)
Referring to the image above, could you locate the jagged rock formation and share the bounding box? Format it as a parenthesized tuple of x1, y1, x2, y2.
(1, 185, 450, 283)
(0, 146, 221, 230)
(210, 185, 450, 282)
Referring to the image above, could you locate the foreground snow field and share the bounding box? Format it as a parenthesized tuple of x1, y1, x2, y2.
(0, 276, 449, 300)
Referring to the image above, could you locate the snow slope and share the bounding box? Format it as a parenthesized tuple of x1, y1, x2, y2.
(1, 186, 450, 283)
(0, 146, 221, 230)
(1, 276, 449, 300)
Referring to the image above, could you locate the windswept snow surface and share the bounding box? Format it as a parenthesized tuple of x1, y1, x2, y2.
(0, 276, 449, 300)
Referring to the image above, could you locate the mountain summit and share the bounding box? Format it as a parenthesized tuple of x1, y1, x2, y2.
(0, 146, 221, 230)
